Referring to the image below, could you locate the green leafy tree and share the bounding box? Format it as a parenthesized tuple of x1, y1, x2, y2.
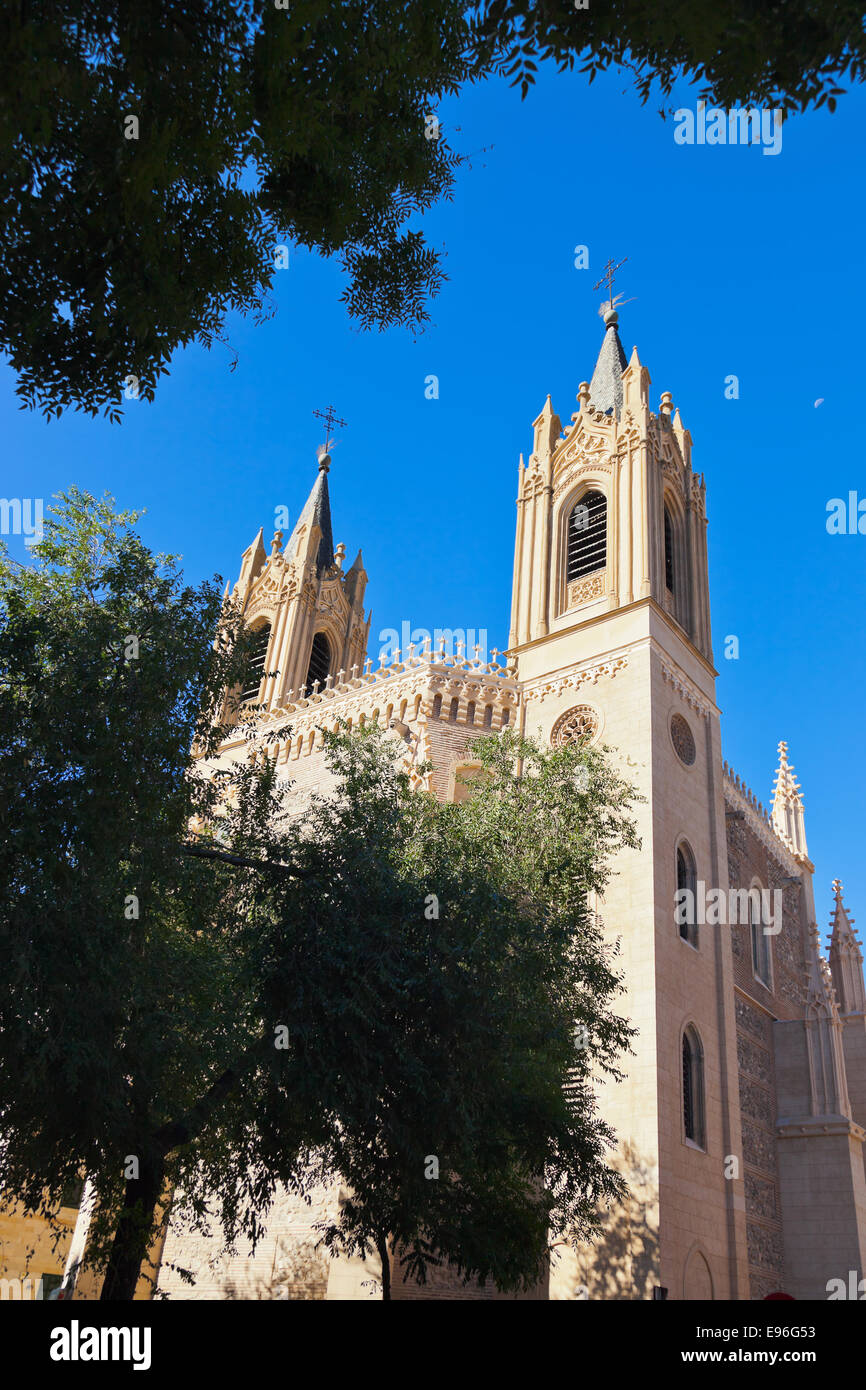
(475, 0, 866, 110)
(2, 1, 863, 417)
(0, 489, 290, 1299)
(0, 492, 640, 1300)
(269, 726, 640, 1298)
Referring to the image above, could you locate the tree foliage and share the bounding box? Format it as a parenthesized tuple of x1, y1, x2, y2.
(2, 1, 863, 417)
(2, 492, 639, 1299)
(274, 725, 641, 1296)
(475, 0, 866, 110)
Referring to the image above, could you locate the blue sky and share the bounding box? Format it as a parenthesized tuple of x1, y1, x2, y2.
(2, 62, 864, 932)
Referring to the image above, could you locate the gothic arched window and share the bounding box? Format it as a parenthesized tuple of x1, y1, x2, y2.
(664, 505, 675, 593)
(750, 888, 772, 987)
(566, 490, 607, 581)
(240, 622, 271, 703)
(304, 631, 331, 695)
(682, 1025, 705, 1147)
(677, 842, 698, 947)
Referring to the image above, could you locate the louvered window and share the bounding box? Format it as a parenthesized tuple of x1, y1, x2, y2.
(303, 631, 331, 696)
(240, 624, 271, 703)
(566, 491, 606, 581)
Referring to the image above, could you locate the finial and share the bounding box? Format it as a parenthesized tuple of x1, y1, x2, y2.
(270, 529, 283, 556)
(313, 404, 347, 462)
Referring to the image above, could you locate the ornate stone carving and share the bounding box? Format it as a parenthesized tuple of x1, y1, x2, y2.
(524, 655, 628, 705)
(551, 705, 600, 747)
(566, 571, 605, 609)
(658, 658, 714, 719)
(670, 712, 696, 766)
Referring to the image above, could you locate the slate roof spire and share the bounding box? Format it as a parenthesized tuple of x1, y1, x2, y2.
(589, 305, 629, 418)
(284, 450, 335, 574)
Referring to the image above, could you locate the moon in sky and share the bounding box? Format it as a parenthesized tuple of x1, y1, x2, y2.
(814, 398, 824, 407)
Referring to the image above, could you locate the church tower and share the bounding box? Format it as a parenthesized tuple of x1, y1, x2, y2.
(509, 302, 749, 1300)
(227, 452, 370, 715)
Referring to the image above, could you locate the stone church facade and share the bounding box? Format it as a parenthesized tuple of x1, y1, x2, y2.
(33, 307, 866, 1302)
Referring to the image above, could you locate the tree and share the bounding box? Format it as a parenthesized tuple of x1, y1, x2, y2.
(0, 487, 289, 1298)
(2, 1, 863, 418)
(0, 0, 473, 419)
(0, 492, 641, 1300)
(275, 725, 641, 1298)
(474, 0, 866, 110)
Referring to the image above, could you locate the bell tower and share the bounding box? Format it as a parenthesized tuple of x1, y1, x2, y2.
(229, 451, 370, 714)
(509, 301, 749, 1302)
(509, 303, 711, 657)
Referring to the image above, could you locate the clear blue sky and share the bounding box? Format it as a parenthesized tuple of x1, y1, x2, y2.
(2, 63, 864, 935)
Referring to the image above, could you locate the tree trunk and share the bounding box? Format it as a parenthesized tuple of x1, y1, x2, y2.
(99, 1156, 165, 1301)
(377, 1233, 391, 1302)
(99, 1033, 274, 1299)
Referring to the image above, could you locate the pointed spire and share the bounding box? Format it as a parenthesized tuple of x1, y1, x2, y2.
(237, 526, 267, 593)
(829, 880, 866, 1015)
(771, 740, 808, 858)
(284, 455, 335, 574)
(803, 918, 852, 1117)
(621, 343, 650, 412)
(531, 394, 561, 462)
(589, 307, 628, 417)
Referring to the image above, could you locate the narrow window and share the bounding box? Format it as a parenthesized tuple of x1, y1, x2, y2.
(567, 490, 607, 581)
(682, 1026, 705, 1147)
(664, 505, 675, 593)
(677, 843, 698, 947)
(750, 892, 772, 987)
(432, 694, 442, 720)
(240, 623, 271, 703)
(303, 631, 331, 695)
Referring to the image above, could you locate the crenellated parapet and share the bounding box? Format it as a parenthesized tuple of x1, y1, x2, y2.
(722, 758, 805, 879)
(221, 643, 521, 790)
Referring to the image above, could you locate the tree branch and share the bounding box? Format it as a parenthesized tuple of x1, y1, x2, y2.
(181, 841, 313, 879)
(153, 1032, 275, 1155)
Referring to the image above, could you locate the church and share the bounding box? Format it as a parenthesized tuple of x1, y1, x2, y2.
(36, 302, 866, 1301)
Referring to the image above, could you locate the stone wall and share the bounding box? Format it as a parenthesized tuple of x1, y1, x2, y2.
(726, 803, 808, 1298)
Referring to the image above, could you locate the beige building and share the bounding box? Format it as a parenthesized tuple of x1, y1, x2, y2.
(49, 305, 866, 1301)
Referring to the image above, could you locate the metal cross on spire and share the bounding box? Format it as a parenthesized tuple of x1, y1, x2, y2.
(593, 255, 628, 310)
(312, 404, 348, 457)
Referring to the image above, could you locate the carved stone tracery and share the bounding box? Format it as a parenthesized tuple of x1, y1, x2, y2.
(551, 704, 600, 747)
